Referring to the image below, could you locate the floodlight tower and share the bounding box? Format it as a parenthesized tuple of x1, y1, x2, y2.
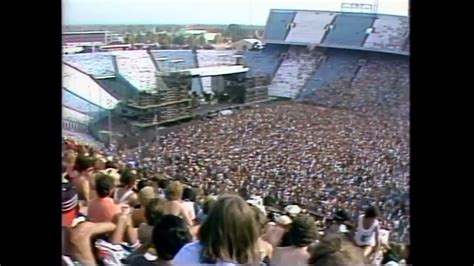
(340, 0, 378, 16)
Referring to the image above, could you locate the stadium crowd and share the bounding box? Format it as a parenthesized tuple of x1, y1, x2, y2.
(62, 101, 409, 266)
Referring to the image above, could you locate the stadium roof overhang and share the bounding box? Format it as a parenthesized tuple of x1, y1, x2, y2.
(175, 65, 249, 77)
(263, 40, 409, 56)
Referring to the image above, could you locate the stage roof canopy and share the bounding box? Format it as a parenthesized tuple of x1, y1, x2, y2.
(176, 65, 249, 77)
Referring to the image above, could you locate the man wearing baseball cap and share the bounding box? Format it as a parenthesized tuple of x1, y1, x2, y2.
(285, 204, 302, 218)
(263, 214, 292, 247)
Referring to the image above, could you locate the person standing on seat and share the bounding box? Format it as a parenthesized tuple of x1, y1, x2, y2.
(354, 206, 381, 258)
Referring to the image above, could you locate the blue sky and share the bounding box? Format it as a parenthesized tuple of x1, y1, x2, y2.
(63, 0, 409, 25)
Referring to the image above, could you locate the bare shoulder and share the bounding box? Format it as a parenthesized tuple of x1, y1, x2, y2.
(164, 201, 183, 215)
(168, 200, 182, 207)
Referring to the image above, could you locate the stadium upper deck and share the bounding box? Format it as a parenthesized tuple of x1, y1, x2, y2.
(63, 53, 116, 79)
(263, 9, 409, 55)
(62, 63, 119, 110)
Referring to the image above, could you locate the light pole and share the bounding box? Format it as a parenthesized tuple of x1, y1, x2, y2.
(154, 112, 159, 142)
(108, 109, 112, 146)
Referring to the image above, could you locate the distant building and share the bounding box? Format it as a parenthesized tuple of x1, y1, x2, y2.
(186, 25, 224, 33)
(204, 33, 221, 43)
(184, 30, 207, 35)
(63, 31, 123, 46)
(232, 38, 263, 51)
(62, 46, 84, 54)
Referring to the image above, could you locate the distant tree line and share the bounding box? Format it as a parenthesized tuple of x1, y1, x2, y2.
(64, 23, 263, 47)
(123, 32, 211, 47)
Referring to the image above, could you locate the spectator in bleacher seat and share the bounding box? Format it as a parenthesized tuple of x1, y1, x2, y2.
(130, 214, 193, 266)
(93, 156, 106, 172)
(154, 214, 193, 261)
(105, 160, 120, 170)
(62, 180, 80, 228)
(196, 196, 216, 225)
(308, 234, 366, 266)
(132, 186, 156, 227)
(263, 215, 292, 248)
(380, 242, 408, 265)
(101, 168, 121, 187)
(63, 150, 77, 179)
(136, 179, 153, 193)
(77, 145, 89, 156)
(251, 205, 273, 264)
(173, 194, 261, 265)
(65, 200, 138, 266)
(182, 186, 199, 223)
(73, 156, 96, 205)
(114, 169, 139, 207)
(285, 204, 302, 218)
(163, 181, 194, 227)
(272, 214, 318, 266)
(158, 178, 170, 198)
(87, 172, 121, 223)
(138, 197, 166, 245)
(94, 206, 139, 265)
(324, 208, 352, 238)
(66, 219, 118, 266)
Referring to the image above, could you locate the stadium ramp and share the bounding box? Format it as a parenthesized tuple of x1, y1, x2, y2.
(323, 13, 376, 47)
(268, 46, 321, 98)
(244, 44, 288, 80)
(285, 11, 336, 44)
(300, 49, 362, 99)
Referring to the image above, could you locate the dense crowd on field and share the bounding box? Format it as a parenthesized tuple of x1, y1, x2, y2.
(62, 98, 409, 265)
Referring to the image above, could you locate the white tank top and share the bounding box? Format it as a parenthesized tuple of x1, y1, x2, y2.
(355, 215, 379, 246)
(182, 201, 196, 221)
(113, 188, 134, 204)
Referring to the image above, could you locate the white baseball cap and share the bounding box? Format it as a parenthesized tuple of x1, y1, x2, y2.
(285, 205, 302, 217)
(275, 215, 292, 226)
(246, 199, 267, 216)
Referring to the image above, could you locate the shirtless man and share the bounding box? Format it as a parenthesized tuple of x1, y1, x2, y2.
(72, 156, 95, 205)
(271, 215, 318, 266)
(162, 181, 193, 227)
(263, 215, 292, 247)
(63, 180, 136, 266)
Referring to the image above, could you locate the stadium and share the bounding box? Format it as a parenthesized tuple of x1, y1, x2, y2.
(62, 6, 410, 266)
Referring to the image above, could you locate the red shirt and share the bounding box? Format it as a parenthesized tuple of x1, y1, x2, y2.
(87, 197, 121, 223)
(62, 208, 79, 227)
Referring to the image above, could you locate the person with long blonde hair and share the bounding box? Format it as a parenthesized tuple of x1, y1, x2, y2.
(173, 194, 261, 265)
